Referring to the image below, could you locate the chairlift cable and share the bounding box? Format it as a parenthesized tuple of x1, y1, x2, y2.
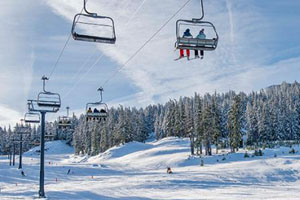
(101, 0, 191, 87)
(48, 5, 86, 79)
(125, 0, 148, 26)
(59, 0, 148, 101)
(48, 0, 189, 122)
(62, 53, 105, 99)
(58, 47, 99, 96)
(48, 34, 72, 79)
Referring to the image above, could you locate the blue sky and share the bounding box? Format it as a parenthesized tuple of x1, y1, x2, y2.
(1, 0, 300, 126)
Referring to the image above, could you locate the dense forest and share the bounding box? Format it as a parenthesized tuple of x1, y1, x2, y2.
(1, 81, 300, 156)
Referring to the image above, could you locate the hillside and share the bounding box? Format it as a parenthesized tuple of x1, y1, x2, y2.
(1, 138, 300, 199)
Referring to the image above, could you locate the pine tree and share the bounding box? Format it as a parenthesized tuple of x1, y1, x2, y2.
(164, 101, 176, 137)
(211, 93, 222, 154)
(246, 102, 259, 146)
(185, 98, 194, 155)
(194, 93, 203, 155)
(227, 95, 243, 152)
(202, 101, 213, 155)
(99, 125, 108, 152)
(295, 105, 300, 141)
(258, 103, 271, 145)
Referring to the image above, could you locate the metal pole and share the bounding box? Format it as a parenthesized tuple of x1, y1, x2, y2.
(18, 132, 23, 169)
(9, 150, 12, 166)
(39, 112, 46, 198)
(13, 143, 15, 166)
(190, 133, 195, 155)
(66, 106, 70, 117)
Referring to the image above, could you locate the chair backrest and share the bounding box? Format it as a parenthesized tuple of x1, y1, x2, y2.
(17, 126, 31, 134)
(37, 92, 61, 108)
(72, 13, 116, 44)
(58, 116, 72, 127)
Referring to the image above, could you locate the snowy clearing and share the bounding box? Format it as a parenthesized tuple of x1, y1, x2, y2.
(1, 138, 300, 200)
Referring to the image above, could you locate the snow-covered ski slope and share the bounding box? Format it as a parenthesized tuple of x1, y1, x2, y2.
(1, 138, 300, 200)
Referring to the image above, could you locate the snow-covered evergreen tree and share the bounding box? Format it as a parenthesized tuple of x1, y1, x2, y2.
(227, 95, 243, 152)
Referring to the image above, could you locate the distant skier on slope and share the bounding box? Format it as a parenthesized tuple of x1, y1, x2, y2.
(21, 170, 25, 176)
(167, 167, 173, 174)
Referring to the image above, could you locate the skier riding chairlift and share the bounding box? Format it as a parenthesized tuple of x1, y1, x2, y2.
(195, 29, 206, 59)
(178, 29, 193, 60)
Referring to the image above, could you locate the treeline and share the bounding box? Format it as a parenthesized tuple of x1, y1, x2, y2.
(0, 124, 39, 154)
(1, 81, 300, 156)
(72, 81, 300, 156)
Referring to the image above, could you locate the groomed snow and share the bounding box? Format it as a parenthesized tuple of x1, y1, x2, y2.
(1, 138, 300, 199)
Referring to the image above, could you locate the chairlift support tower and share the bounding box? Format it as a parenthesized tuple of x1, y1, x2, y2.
(27, 76, 60, 198)
(17, 119, 31, 169)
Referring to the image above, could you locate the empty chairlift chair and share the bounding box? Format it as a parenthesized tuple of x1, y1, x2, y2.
(86, 87, 108, 122)
(24, 112, 40, 124)
(18, 125, 31, 134)
(37, 76, 61, 110)
(37, 93, 61, 108)
(71, 0, 116, 44)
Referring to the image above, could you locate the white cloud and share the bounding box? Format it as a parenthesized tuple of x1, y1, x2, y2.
(0, 104, 23, 127)
(0, 0, 36, 126)
(45, 0, 300, 108)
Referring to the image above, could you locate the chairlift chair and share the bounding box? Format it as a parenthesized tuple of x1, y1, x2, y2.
(57, 106, 72, 129)
(175, 0, 218, 54)
(86, 87, 108, 122)
(17, 126, 31, 135)
(24, 112, 40, 124)
(175, 20, 218, 51)
(86, 102, 108, 122)
(37, 76, 61, 109)
(45, 134, 55, 141)
(31, 140, 41, 146)
(71, 0, 116, 44)
(37, 92, 61, 108)
(58, 116, 72, 129)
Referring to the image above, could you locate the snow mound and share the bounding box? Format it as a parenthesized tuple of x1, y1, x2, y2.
(87, 137, 191, 170)
(24, 140, 74, 156)
(89, 141, 153, 162)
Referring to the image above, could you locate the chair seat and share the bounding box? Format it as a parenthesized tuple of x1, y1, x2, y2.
(177, 37, 217, 51)
(25, 119, 40, 123)
(73, 33, 116, 44)
(58, 123, 72, 127)
(38, 100, 61, 108)
(86, 112, 107, 117)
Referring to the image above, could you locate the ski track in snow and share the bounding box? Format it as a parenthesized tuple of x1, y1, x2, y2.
(1, 138, 300, 199)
